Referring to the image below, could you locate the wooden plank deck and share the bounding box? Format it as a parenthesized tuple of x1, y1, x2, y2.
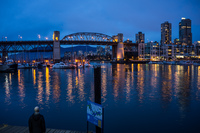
(0, 125, 86, 133)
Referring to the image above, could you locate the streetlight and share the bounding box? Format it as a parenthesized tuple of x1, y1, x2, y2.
(20, 36, 22, 41)
(45, 37, 48, 40)
(18, 35, 20, 41)
(38, 34, 41, 41)
(5, 37, 7, 41)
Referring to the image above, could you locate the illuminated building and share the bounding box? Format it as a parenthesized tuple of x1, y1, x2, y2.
(138, 43, 150, 60)
(174, 38, 181, 45)
(161, 21, 172, 45)
(196, 41, 200, 56)
(162, 44, 175, 60)
(138, 42, 196, 60)
(136, 32, 145, 43)
(179, 18, 192, 46)
(150, 41, 162, 61)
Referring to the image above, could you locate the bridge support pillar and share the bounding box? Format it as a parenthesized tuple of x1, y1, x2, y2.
(117, 33, 124, 60)
(53, 31, 60, 63)
(112, 45, 117, 59)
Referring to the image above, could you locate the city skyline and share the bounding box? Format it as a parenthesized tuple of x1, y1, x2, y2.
(1, 0, 200, 43)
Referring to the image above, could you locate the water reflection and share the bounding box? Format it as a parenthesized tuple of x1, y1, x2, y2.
(112, 64, 126, 101)
(32, 69, 36, 85)
(1, 63, 199, 119)
(52, 72, 61, 103)
(197, 66, 200, 100)
(136, 64, 144, 103)
(37, 71, 44, 105)
(125, 65, 131, 102)
(4, 74, 11, 105)
(18, 69, 26, 108)
(160, 65, 172, 108)
(66, 72, 75, 104)
(150, 64, 159, 88)
(175, 65, 191, 112)
(77, 69, 85, 101)
(45, 67, 51, 105)
(102, 69, 107, 103)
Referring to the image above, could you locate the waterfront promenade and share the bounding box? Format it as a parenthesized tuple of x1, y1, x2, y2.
(0, 125, 86, 133)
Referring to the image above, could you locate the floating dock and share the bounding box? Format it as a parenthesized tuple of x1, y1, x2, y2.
(0, 125, 86, 133)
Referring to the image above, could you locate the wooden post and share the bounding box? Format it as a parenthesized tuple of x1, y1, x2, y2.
(94, 66, 101, 133)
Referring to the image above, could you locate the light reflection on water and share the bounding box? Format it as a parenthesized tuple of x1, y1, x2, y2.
(45, 67, 50, 105)
(52, 71, 60, 103)
(66, 71, 74, 104)
(18, 69, 26, 108)
(1, 63, 200, 132)
(137, 64, 144, 103)
(37, 71, 44, 105)
(4, 74, 11, 105)
(197, 66, 200, 100)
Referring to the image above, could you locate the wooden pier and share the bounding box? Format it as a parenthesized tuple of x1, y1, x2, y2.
(0, 125, 86, 133)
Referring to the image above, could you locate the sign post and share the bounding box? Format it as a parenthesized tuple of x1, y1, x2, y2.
(87, 66, 104, 133)
(87, 101, 104, 133)
(94, 66, 101, 133)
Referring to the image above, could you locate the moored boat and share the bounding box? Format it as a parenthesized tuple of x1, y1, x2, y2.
(0, 63, 18, 72)
(178, 60, 193, 65)
(84, 63, 92, 67)
(53, 62, 75, 69)
(163, 61, 176, 65)
(149, 61, 163, 64)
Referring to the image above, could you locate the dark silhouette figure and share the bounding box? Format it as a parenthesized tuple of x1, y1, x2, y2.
(29, 106, 46, 133)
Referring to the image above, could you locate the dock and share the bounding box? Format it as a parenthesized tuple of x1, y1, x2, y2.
(0, 125, 86, 133)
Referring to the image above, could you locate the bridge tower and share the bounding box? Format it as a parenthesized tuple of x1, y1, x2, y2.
(53, 31, 60, 63)
(117, 33, 124, 59)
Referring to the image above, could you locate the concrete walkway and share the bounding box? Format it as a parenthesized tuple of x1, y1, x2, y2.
(0, 125, 86, 133)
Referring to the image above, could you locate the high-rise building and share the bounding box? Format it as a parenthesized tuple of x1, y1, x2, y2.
(161, 21, 172, 45)
(136, 32, 145, 43)
(179, 18, 192, 45)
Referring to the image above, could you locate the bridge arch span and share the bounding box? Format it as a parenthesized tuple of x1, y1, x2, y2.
(62, 32, 116, 42)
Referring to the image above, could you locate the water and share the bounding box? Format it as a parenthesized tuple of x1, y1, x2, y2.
(1, 63, 200, 133)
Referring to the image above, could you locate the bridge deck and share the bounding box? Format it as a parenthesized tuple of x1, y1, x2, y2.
(0, 125, 86, 133)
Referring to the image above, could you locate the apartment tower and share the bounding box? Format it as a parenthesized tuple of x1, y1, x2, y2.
(179, 18, 192, 45)
(161, 21, 172, 45)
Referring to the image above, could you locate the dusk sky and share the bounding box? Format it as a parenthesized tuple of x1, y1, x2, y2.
(1, 0, 200, 43)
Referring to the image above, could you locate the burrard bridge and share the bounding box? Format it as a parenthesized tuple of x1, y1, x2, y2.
(0, 31, 137, 61)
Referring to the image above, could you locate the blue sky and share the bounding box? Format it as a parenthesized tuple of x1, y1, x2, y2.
(1, 0, 200, 43)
